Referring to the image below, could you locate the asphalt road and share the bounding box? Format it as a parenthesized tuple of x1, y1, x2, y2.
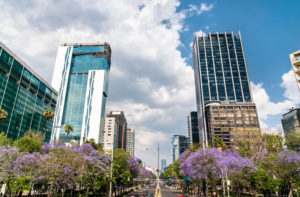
(126, 183, 189, 197)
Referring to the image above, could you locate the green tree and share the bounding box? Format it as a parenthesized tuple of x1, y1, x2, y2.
(64, 124, 73, 140)
(213, 136, 227, 150)
(84, 138, 103, 152)
(162, 160, 182, 179)
(43, 109, 54, 131)
(0, 132, 13, 146)
(285, 132, 300, 152)
(0, 107, 8, 124)
(112, 149, 132, 195)
(14, 131, 43, 153)
(263, 134, 283, 153)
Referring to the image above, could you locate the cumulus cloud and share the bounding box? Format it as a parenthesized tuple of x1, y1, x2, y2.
(251, 69, 300, 135)
(0, 0, 207, 167)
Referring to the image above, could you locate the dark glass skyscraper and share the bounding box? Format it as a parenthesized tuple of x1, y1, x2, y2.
(193, 32, 260, 147)
(0, 41, 57, 142)
(187, 111, 199, 145)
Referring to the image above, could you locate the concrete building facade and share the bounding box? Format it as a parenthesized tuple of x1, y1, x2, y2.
(108, 111, 127, 149)
(205, 101, 260, 149)
(289, 51, 300, 91)
(102, 116, 118, 152)
(125, 128, 135, 156)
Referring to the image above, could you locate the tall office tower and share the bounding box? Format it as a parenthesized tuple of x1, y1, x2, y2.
(193, 32, 260, 148)
(108, 111, 127, 149)
(172, 135, 189, 162)
(289, 51, 300, 91)
(51, 43, 111, 144)
(0, 42, 57, 142)
(282, 108, 300, 136)
(102, 116, 118, 152)
(161, 159, 167, 173)
(187, 111, 199, 145)
(125, 128, 135, 156)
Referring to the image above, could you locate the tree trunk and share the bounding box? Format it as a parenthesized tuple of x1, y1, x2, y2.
(203, 178, 208, 197)
(85, 187, 90, 197)
(222, 177, 225, 197)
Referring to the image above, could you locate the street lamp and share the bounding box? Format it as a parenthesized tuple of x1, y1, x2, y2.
(109, 149, 114, 197)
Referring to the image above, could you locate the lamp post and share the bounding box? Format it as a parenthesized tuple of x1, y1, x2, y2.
(109, 148, 114, 197)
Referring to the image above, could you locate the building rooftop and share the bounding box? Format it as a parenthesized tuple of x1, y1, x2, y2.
(60, 42, 110, 47)
(0, 41, 57, 94)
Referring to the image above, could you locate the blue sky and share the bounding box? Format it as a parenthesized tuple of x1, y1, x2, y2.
(0, 0, 300, 167)
(177, 0, 300, 129)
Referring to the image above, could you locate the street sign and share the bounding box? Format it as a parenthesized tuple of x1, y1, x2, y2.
(184, 176, 191, 182)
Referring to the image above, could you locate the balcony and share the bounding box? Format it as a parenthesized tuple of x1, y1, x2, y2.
(293, 56, 300, 66)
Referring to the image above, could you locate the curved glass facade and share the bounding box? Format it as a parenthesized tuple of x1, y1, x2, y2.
(51, 43, 111, 144)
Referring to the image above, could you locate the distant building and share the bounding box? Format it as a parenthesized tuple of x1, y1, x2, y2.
(205, 101, 261, 150)
(282, 108, 300, 136)
(102, 116, 118, 152)
(188, 111, 199, 145)
(51, 43, 111, 144)
(289, 51, 300, 91)
(125, 128, 135, 156)
(108, 111, 127, 149)
(193, 32, 261, 148)
(146, 166, 155, 175)
(172, 135, 189, 162)
(161, 159, 167, 173)
(0, 41, 57, 142)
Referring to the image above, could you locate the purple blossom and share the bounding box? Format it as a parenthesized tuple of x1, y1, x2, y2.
(179, 148, 256, 181)
(128, 156, 140, 177)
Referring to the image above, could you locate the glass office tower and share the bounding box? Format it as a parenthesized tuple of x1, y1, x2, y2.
(193, 32, 260, 147)
(172, 135, 189, 162)
(51, 43, 111, 144)
(0, 41, 57, 142)
(187, 111, 199, 145)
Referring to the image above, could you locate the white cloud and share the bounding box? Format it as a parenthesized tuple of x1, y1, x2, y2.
(0, 0, 200, 167)
(187, 3, 214, 15)
(251, 82, 293, 119)
(280, 69, 300, 103)
(194, 30, 206, 37)
(251, 69, 300, 134)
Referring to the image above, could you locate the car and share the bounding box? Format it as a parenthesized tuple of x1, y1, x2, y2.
(178, 194, 185, 197)
(143, 189, 148, 194)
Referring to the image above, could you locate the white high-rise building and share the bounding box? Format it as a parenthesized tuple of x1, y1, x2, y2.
(102, 117, 118, 152)
(290, 50, 300, 91)
(125, 128, 135, 156)
(51, 43, 111, 144)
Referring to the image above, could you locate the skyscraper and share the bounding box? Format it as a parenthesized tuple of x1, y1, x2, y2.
(102, 116, 118, 152)
(187, 111, 199, 145)
(193, 32, 260, 148)
(51, 43, 111, 144)
(108, 111, 127, 149)
(172, 135, 189, 162)
(0, 41, 57, 142)
(289, 50, 300, 91)
(125, 128, 135, 156)
(161, 159, 167, 173)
